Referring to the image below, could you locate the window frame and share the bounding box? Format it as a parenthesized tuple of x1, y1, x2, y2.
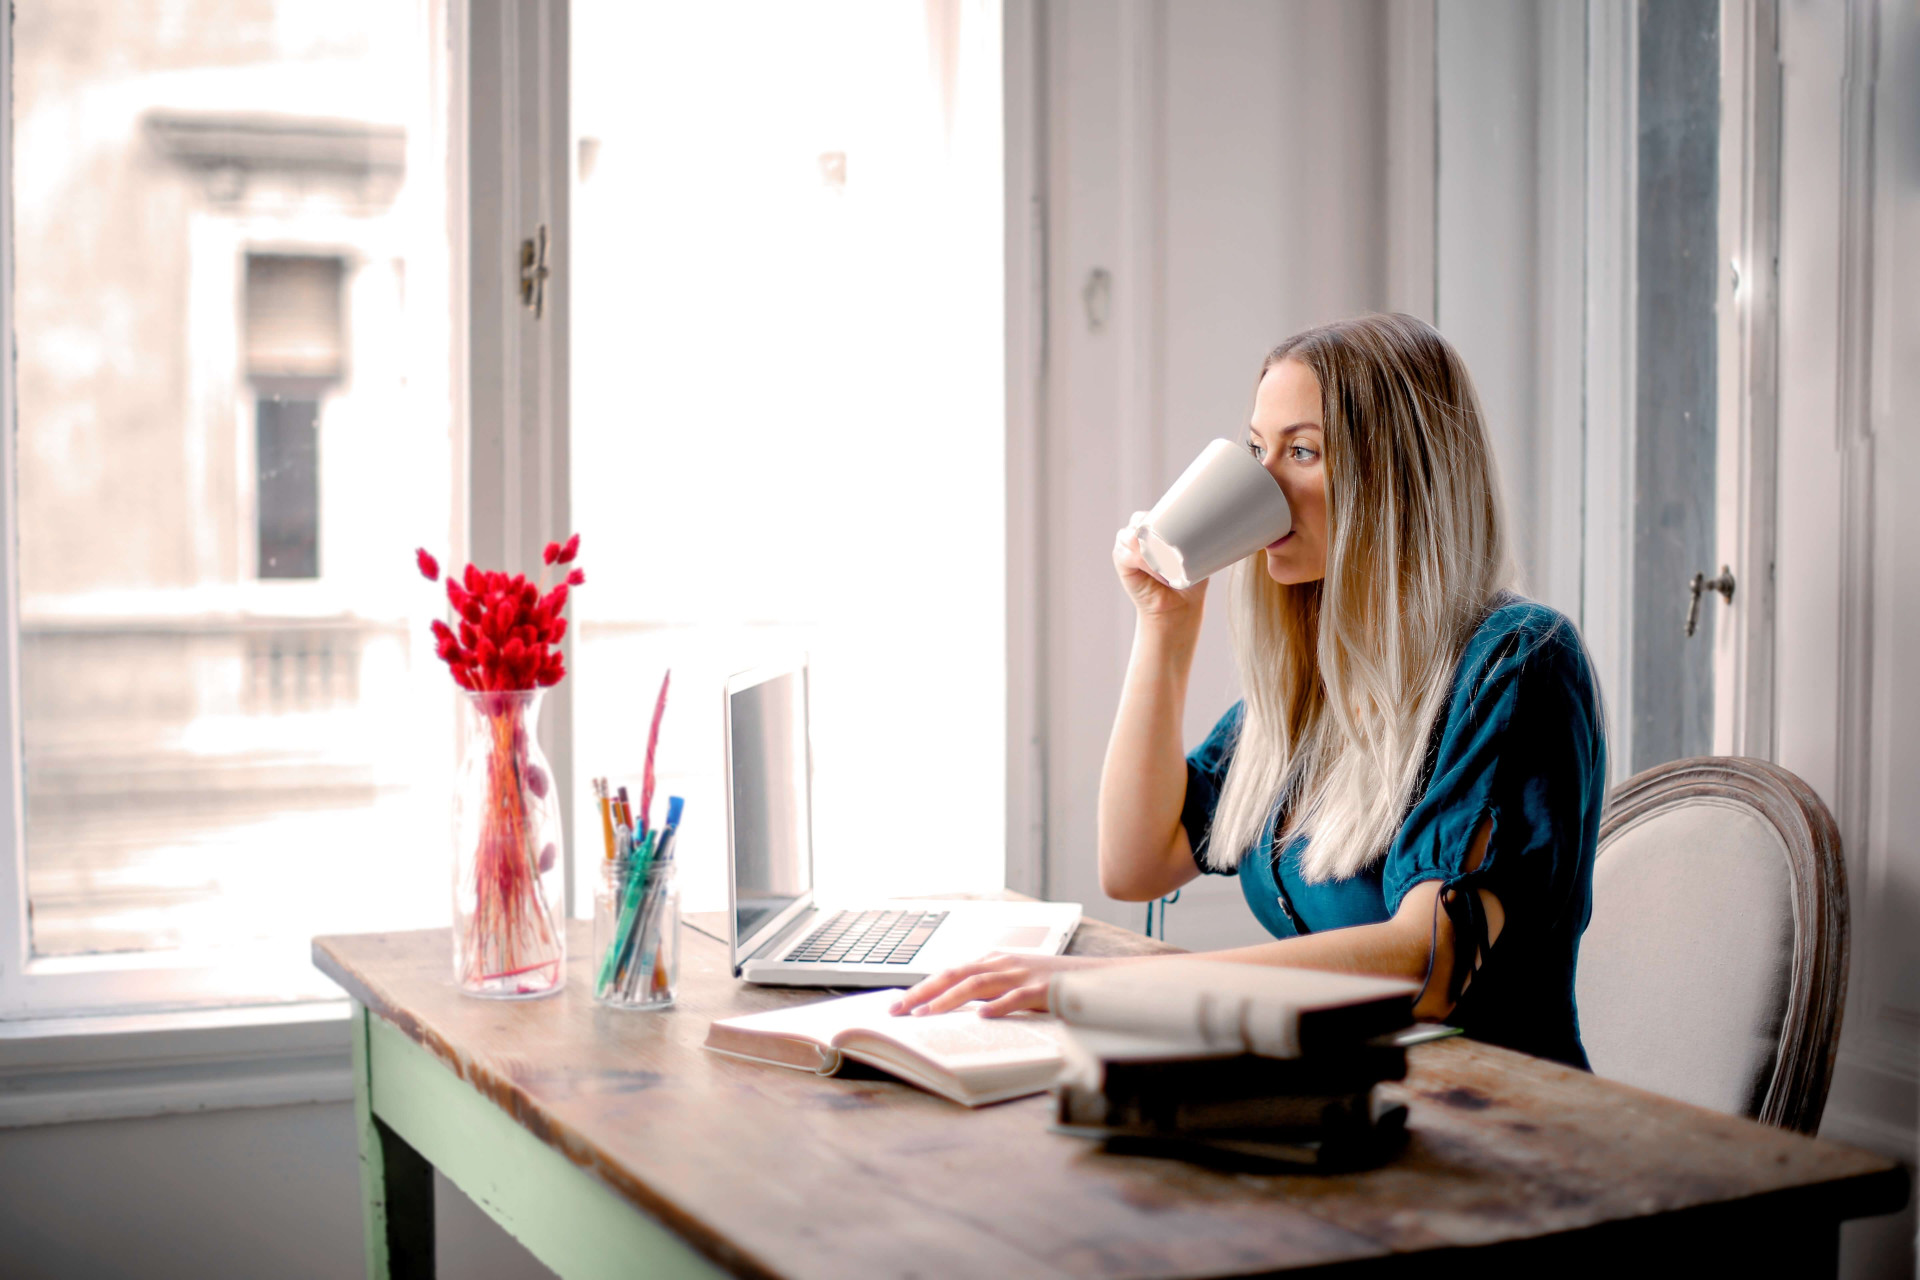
(0, 0, 574, 1023)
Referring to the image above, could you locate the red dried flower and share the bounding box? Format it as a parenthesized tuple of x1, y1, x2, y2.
(422, 539, 582, 692)
(416, 548, 440, 582)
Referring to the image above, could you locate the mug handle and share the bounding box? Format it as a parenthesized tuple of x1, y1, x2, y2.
(1130, 517, 1186, 590)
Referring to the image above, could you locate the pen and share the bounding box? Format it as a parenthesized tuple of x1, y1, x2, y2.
(609, 829, 659, 993)
(660, 795, 684, 852)
(597, 825, 645, 995)
(630, 797, 684, 999)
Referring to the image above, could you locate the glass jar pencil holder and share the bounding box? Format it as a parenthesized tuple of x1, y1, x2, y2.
(593, 854, 679, 1009)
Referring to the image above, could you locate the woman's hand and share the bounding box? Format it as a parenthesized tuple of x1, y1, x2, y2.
(889, 953, 1120, 1018)
(1114, 515, 1208, 624)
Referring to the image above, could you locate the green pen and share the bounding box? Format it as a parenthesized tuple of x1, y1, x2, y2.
(597, 828, 655, 995)
(603, 830, 658, 994)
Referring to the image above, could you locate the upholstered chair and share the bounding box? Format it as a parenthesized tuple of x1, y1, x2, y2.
(1573, 757, 1847, 1134)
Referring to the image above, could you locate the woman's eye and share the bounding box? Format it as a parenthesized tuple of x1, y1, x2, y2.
(1245, 439, 1266, 461)
(1289, 444, 1318, 463)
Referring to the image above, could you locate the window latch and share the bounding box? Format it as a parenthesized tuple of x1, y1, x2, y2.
(1684, 566, 1736, 638)
(519, 225, 551, 319)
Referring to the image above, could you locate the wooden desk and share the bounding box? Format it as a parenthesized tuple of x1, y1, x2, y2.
(314, 917, 1906, 1279)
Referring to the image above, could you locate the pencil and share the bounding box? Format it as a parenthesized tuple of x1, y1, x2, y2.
(595, 778, 616, 860)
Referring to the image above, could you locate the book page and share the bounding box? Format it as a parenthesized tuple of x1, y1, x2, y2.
(703, 989, 903, 1073)
(707, 989, 1066, 1105)
(850, 1007, 1064, 1067)
(709, 989, 1065, 1065)
(708, 989, 899, 1045)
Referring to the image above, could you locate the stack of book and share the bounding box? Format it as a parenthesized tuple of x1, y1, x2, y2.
(1049, 961, 1434, 1170)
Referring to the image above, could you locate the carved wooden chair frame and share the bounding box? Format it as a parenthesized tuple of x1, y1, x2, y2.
(1597, 756, 1848, 1134)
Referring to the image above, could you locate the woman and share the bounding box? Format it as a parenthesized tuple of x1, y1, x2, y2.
(893, 312, 1606, 1069)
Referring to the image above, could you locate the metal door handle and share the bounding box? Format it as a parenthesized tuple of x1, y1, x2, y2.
(520, 225, 550, 319)
(1685, 566, 1736, 637)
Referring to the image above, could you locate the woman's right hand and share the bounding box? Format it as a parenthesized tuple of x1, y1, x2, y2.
(1114, 514, 1208, 623)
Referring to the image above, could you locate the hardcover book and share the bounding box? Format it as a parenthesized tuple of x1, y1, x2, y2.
(704, 989, 1067, 1107)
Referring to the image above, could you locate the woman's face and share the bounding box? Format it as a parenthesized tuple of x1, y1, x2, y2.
(1247, 358, 1328, 585)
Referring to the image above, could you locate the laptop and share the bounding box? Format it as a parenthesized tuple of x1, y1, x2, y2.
(725, 658, 1082, 987)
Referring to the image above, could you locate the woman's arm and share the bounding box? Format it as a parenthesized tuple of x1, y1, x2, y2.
(1097, 523, 1211, 902)
(894, 819, 1503, 1021)
(1207, 882, 1505, 1022)
(1097, 618, 1207, 901)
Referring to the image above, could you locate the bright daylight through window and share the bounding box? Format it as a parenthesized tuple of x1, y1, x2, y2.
(11, 0, 455, 992)
(569, 0, 1006, 919)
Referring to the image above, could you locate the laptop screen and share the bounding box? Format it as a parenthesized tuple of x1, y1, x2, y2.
(727, 665, 813, 950)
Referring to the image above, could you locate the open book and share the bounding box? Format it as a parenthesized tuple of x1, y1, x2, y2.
(703, 989, 1067, 1107)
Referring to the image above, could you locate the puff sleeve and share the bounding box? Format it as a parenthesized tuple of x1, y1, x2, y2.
(1380, 609, 1606, 1002)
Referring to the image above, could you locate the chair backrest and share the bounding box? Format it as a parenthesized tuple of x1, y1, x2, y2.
(1573, 756, 1847, 1133)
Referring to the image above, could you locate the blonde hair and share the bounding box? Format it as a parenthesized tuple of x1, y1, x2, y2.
(1201, 313, 1515, 881)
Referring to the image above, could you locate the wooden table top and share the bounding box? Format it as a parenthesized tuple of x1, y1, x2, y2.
(314, 916, 1907, 1279)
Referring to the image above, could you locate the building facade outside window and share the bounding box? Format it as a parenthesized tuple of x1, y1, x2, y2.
(9, 0, 455, 991)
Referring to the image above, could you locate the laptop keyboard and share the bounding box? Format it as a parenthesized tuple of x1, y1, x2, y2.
(782, 910, 950, 966)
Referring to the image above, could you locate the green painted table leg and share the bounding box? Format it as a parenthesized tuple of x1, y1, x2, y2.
(362, 1008, 723, 1280)
(353, 1001, 436, 1279)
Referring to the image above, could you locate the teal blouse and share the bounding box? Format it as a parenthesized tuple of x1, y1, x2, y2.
(1181, 597, 1606, 1068)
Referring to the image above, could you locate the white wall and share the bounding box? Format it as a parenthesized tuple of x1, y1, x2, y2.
(1017, 0, 1395, 947)
(1434, 0, 1585, 620)
(0, 1101, 549, 1279)
(1769, 0, 1920, 1233)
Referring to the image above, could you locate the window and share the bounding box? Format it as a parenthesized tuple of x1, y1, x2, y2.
(255, 390, 322, 580)
(1, 0, 1005, 1021)
(3, 0, 457, 1013)
(247, 253, 346, 580)
(568, 0, 1007, 917)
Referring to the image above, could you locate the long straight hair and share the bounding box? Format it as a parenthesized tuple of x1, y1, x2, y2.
(1201, 313, 1515, 880)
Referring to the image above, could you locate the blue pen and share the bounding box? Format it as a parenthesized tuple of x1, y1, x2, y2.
(661, 796, 684, 849)
(630, 797, 686, 998)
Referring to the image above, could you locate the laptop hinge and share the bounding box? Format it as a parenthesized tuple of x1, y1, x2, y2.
(745, 909, 817, 966)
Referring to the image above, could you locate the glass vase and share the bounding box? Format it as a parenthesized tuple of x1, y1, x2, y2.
(452, 689, 566, 998)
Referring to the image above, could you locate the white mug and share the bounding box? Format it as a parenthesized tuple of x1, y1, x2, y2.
(1133, 439, 1292, 589)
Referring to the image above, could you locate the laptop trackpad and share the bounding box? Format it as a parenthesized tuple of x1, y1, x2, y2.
(992, 926, 1051, 951)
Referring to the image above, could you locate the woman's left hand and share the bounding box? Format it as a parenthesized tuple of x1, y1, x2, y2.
(889, 952, 1119, 1018)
